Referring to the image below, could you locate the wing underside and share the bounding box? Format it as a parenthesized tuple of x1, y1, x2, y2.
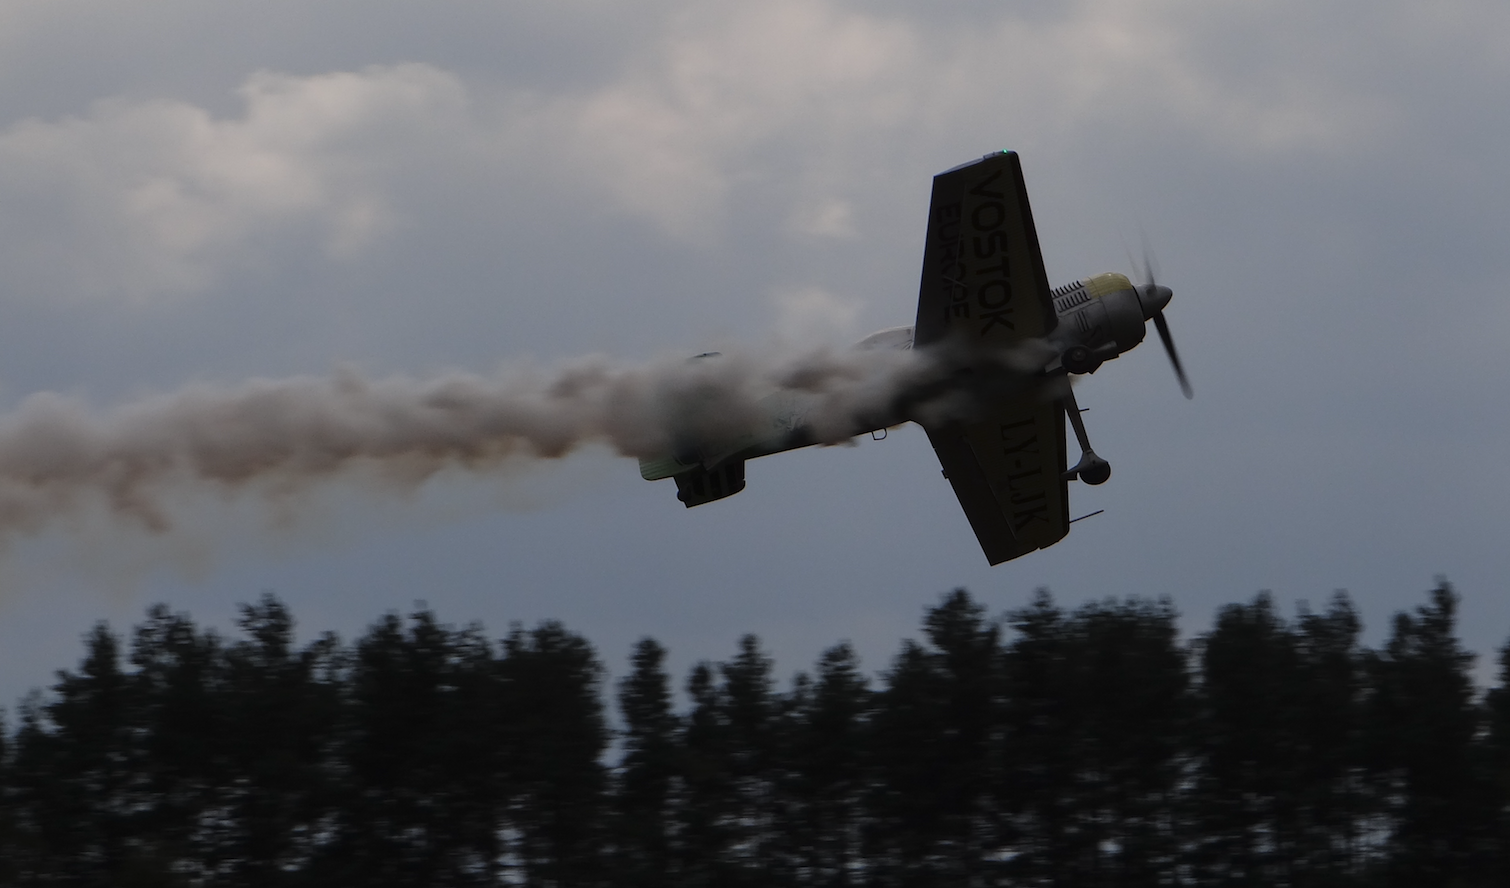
(912, 145, 1069, 561)
(914, 151, 1069, 565)
(927, 397, 1069, 565)
(913, 151, 1056, 349)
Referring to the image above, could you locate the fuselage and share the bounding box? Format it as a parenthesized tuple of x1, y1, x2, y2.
(638, 271, 1168, 486)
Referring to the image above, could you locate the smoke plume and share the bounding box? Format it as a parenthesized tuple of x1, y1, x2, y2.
(0, 343, 988, 539)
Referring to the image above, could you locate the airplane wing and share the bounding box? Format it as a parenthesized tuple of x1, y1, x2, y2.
(926, 396, 1070, 565)
(913, 151, 1057, 347)
(915, 152, 1068, 564)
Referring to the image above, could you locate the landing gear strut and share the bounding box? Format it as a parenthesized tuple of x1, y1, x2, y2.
(1061, 387, 1110, 485)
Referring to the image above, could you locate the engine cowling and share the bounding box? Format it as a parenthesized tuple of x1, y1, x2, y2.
(1051, 273, 1148, 361)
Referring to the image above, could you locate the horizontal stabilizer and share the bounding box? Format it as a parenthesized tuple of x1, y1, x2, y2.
(639, 454, 689, 481)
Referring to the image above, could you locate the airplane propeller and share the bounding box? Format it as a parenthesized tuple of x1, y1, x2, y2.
(1133, 245, 1193, 400)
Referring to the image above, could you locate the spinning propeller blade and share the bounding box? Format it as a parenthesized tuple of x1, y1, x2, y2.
(1136, 243, 1193, 400)
(1153, 311, 1193, 399)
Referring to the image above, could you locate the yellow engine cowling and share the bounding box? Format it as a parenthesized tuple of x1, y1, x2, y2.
(1051, 272, 1147, 356)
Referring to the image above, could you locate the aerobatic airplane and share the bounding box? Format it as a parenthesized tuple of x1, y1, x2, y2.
(639, 151, 1191, 565)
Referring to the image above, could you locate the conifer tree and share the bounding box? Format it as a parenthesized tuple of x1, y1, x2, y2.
(675, 635, 783, 886)
(14, 625, 140, 883)
(431, 618, 510, 883)
(720, 634, 780, 874)
(783, 643, 871, 886)
(129, 605, 230, 876)
(868, 589, 1001, 885)
(677, 659, 731, 885)
(1291, 592, 1368, 880)
(1365, 580, 1492, 884)
(615, 637, 679, 886)
(1195, 593, 1305, 883)
(1000, 592, 1186, 886)
(0, 709, 13, 885)
(218, 594, 344, 884)
(325, 608, 499, 886)
(1072, 596, 1187, 884)
(1483, 637, 1510, 885)
(996, 589, 1077, 882)
(16, 581, 1510, 886)
(1194, 592, 1373, 885)
(497, 620, 608, 885)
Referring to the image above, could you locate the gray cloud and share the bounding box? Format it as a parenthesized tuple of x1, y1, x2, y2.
(0, 0, 1449, 305)
(0, 64, 470, 301)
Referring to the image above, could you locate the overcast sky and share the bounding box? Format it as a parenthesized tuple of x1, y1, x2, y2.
(1, 0, 1507, 707)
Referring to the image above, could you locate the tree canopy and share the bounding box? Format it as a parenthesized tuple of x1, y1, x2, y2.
(2, 580, 1508, 886)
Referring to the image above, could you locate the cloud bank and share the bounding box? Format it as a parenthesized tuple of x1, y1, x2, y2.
(0, 0, 1470, 306)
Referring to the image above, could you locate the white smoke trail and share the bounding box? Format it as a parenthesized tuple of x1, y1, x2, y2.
(0, 343, 963, 540)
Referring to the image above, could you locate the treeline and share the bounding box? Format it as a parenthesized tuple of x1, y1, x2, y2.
(1, 583, 1509, 886)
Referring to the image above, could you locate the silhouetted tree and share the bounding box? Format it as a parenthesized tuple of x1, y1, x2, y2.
(674, 635, 784, 887)
(1290, 592, 1370, 883)
(615, 638, 679, 886)
(216, 595, 344, 885)
(0, 709, 15, 886)
(781, 643, 872, 886)
(1365, 580, 1494, 885)
(677, 659, 731, 885)
(1482, 637, 1510, 885)
(321, 607, 500, 886)
(12, 581, 1510, 886)
(1195, 593, 1305, 883)
(1072, 596, 1188, 885)
(129, 604, 232, 878)
(1194, 592, 1378, 887)
(11, 625, 143, 884)
(867, 589, 1002, 885)
(723, 635, 783, 878)
(497, 620, 608, 886)
(1000, 592, 1187, 887)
